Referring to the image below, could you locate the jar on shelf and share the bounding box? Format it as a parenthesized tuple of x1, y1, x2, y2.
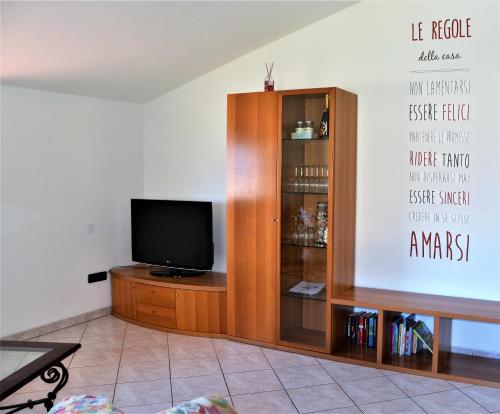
(315, 202, 328, 247)
(292, 121, 304, 139)
(304, 121, 314, 139)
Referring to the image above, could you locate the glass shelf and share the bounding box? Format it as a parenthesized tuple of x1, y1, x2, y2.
(282, 191, 328, 195)
(282, 241, 327, 249)
(283, 138, 329, 142)
(282, 290, 326, 302)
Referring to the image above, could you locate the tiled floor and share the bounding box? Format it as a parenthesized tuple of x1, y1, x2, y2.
(4, 315, 500, 414)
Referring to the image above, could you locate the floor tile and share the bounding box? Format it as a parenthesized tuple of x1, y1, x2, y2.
(218, 352, 271, 373)
(379, 369, 399, 376)
(120, 403, 173, 414)
(231, 390, 297, 414)
(262, 348, 318, 369)
(168, 333, 212, 345)
(58, 384, 115, 402)
(275, 364, 334, 389)
(80, 335, 125, 350)
(88, 315, 126, 329)
(124, 331, 168, 347)
(114, 379, 171, 407)
(288, 383, 354, 413)
(121, 345, 169, 363)
(448, 380, 474, 388)
(309, 407, 362, 414)
(84, 325, 126, 336)
(358, 397, 425, 413)
(319, 360, 381, 382)
(225, 369, 283, 395)
(85, 319, 126, 336)
(126, 324, 163, 335)
(339, 376, 405, 405)
(70, 348, 122, 368)
(66, 364, 119, 387)
(213, 338, 261, 355)
(171, 373, 228, 401)
(118, 360, 170, 383)
(170, 356, 221, 378)
(34, 334, 82, 343)
(388, 373, 455, 396)
(413, 389, 488, 414)
(169, 341, 216, 360)
(461, 386, 500, 412)
(37, 323, 87, 340)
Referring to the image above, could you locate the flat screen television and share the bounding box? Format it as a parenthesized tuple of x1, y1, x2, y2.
(131, 199, 214, 277)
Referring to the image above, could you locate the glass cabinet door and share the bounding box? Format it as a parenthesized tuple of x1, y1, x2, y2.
(279, 92, 331, 349)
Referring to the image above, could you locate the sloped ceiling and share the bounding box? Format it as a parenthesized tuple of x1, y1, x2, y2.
(1, 1, 355, 102)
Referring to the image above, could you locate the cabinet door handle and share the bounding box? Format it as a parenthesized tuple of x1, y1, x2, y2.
(271, 218, 281, 223)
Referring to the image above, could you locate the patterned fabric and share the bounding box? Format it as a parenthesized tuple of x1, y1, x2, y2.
(48, 395, 237, 414)
(156, 395, 237, 414)
(48, 395, 124, 414)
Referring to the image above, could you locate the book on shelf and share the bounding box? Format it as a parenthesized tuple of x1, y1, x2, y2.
(345, 311, 378, 349)
(288, 281, 325, 296)
(414, 321, 434, 354)
(391, 314, 433, 356)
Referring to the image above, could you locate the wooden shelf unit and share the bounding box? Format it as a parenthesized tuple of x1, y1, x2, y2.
(226, 87, 357, 352)
(331, 287, 500, 386)
(111, 266, 227, 335)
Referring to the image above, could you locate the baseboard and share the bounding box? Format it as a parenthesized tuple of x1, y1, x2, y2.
(1, 307, 112, 341)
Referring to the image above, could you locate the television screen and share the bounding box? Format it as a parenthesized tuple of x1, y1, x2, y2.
(131, 199, 214, 271)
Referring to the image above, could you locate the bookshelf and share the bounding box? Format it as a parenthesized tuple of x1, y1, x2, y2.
(331, 304, 378, 363)
(331, 287, 500, 386)
(380, 310, 433, 372)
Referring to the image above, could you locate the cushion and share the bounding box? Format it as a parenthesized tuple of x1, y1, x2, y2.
(49, 394, 237, 414)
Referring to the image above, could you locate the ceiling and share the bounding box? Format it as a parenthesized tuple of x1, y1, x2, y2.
(1, 1, 355, 103)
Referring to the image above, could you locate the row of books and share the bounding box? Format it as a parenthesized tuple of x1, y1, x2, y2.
(391, 314, 433, 356)
(346, 311, 377, 348)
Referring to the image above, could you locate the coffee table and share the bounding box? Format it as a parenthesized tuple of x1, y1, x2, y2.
(0, 340, 81, 413)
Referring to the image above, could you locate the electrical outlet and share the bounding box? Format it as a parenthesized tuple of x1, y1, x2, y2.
(88, 271, 107, 283)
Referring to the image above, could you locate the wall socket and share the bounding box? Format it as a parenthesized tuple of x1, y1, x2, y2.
(88, 271, 107, 283)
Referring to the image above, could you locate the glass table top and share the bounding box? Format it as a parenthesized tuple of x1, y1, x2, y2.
(0, 346, 50, 380)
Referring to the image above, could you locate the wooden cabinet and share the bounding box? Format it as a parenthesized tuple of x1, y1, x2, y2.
(111, 276, 136, 319)
(176, 290, 227, 333)
(226, 92, 278, 344)
(110, 268, 227, 335)
(227, 87, 357, 351)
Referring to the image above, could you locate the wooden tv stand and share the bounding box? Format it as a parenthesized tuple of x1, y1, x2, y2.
(110, 266, 227, 335)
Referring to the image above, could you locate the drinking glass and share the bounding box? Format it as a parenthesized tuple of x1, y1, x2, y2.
(312, 164, 320, 193)
(299, 165, 306, 192)
(320, 165, 328, 193)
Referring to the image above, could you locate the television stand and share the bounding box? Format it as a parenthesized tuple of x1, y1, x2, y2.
(149, 266, 206, 278)
(110, 266, 227, 335)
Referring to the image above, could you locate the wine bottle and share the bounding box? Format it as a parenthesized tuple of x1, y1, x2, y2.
(319, 94, 329, 139)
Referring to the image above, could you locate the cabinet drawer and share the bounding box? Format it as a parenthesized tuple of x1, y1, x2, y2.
(136, 284, 176, 308)
(136, 303, 176, 328)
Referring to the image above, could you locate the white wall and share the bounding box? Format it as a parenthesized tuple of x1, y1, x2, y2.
(143, 2, 499, 353)
(0, 86, 143, 336)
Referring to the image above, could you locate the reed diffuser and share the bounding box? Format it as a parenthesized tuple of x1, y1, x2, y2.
(264, 63, 274, 91)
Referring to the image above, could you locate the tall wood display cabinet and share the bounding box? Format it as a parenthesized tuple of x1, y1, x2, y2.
(227, 87, 358, 351)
